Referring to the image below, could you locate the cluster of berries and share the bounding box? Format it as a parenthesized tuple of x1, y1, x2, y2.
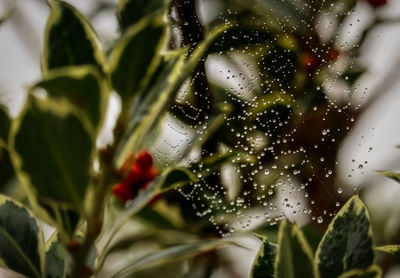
(300, 48, 340, 73)
(366, 0, 387, 7)
(112, 150, 159, 203)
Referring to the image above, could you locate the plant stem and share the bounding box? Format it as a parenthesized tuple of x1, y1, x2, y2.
(69, 121, 125, 277)
(69, 164, 112, 277)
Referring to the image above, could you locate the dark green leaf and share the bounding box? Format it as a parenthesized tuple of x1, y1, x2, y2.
(0, 147, 15, 194)
(113, 23, 231, 169)
(375, 245, 400, 258)
(160, 167, 197, 192)
(117, 0, 169, 32)
(301, 224, 323, 254)
(341, 66, 366, 86)
(111, 239, 233, 278)
(0, 194, 44, 278)
(179, 103, 231, 160)
(101, 166, 196, 263)
(338, 265, 382, 278)
(43, 0, 104, 75)
(377, 171, 400, 184)
(109, 12, 167, 107)
(33, 66, 107, 130)
(39, 202, 80, 239)
(114, 49, 185, 167)
(315, 196, 374, 278)
(170, 103, 203, 126)
(45, 232, 68, 278)
(250, 234, 276, 278)
(275, 220, 315, 278)
(119, 167, 195, 221)
(10, 96, 94, 209)
(0, 105, 10, 146)
(135, 206, 177, 230)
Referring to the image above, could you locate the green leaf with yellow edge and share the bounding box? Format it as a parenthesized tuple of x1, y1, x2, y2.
(159, 167, 197, 192)
(338, 265, 382, 278)
(114, 23, 232, 170)
(109, 11, 167, 109)
(32, 66, 107, 132)
(118, 167, 196, 222)
(45, 232, 68, 278)
(0, 194, 45, 278)
(39, 202, 80, 239)
(315, 196, 374, 278)
(9, 96, 94, 210)
(376, 171, 400, 183)
(98, 166, 196, 269)
(113, 48, 186, 168)
(250, 234, 276, 278)
(274, 219, 315, 278)
(110, 239, 234, 278)
(0, 105, 10, 146)
(375, 245, 400, 258)
(43, 0, 104, 75)
(117, 0, 169, 32)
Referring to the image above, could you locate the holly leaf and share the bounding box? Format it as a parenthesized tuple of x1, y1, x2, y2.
(43, 0, 104, 75)
(110, 239, 234, 278)
(109, 12, 167, 109)
(33, 66, 107, 131)
(0, 194, 45, 278)
(274, 220, 315, 278)
(114, 23, 231, 170)
(375, 245, 400, 259)
(159, 167, 197, 192)
(45, 232, 68, 278)
(338, 265, 382, 278)
(9, 96, 94, 210)
(315, 196, 374, 278)
(100, 167, 196, 261)
(117, 0, 169, 32)
(250, 234, 276, 278)
(376, 171, 400, 184)
(39, 202, 80, 239)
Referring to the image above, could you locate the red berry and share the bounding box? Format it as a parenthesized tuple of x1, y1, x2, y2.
(92, 218, 103, 235)
(112, 183, 134, 202)
(67, 239, 81, 254)
(366, 0, 387, 7)
(124, 163, 145, 187)
(135, 150, 153, 170)
(112, 151, 160, 203)
(326, 48, 340, 63)
(301, 52, 319, 73)
(82, 265, 94, 277)
(145, 166, 160, 182)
